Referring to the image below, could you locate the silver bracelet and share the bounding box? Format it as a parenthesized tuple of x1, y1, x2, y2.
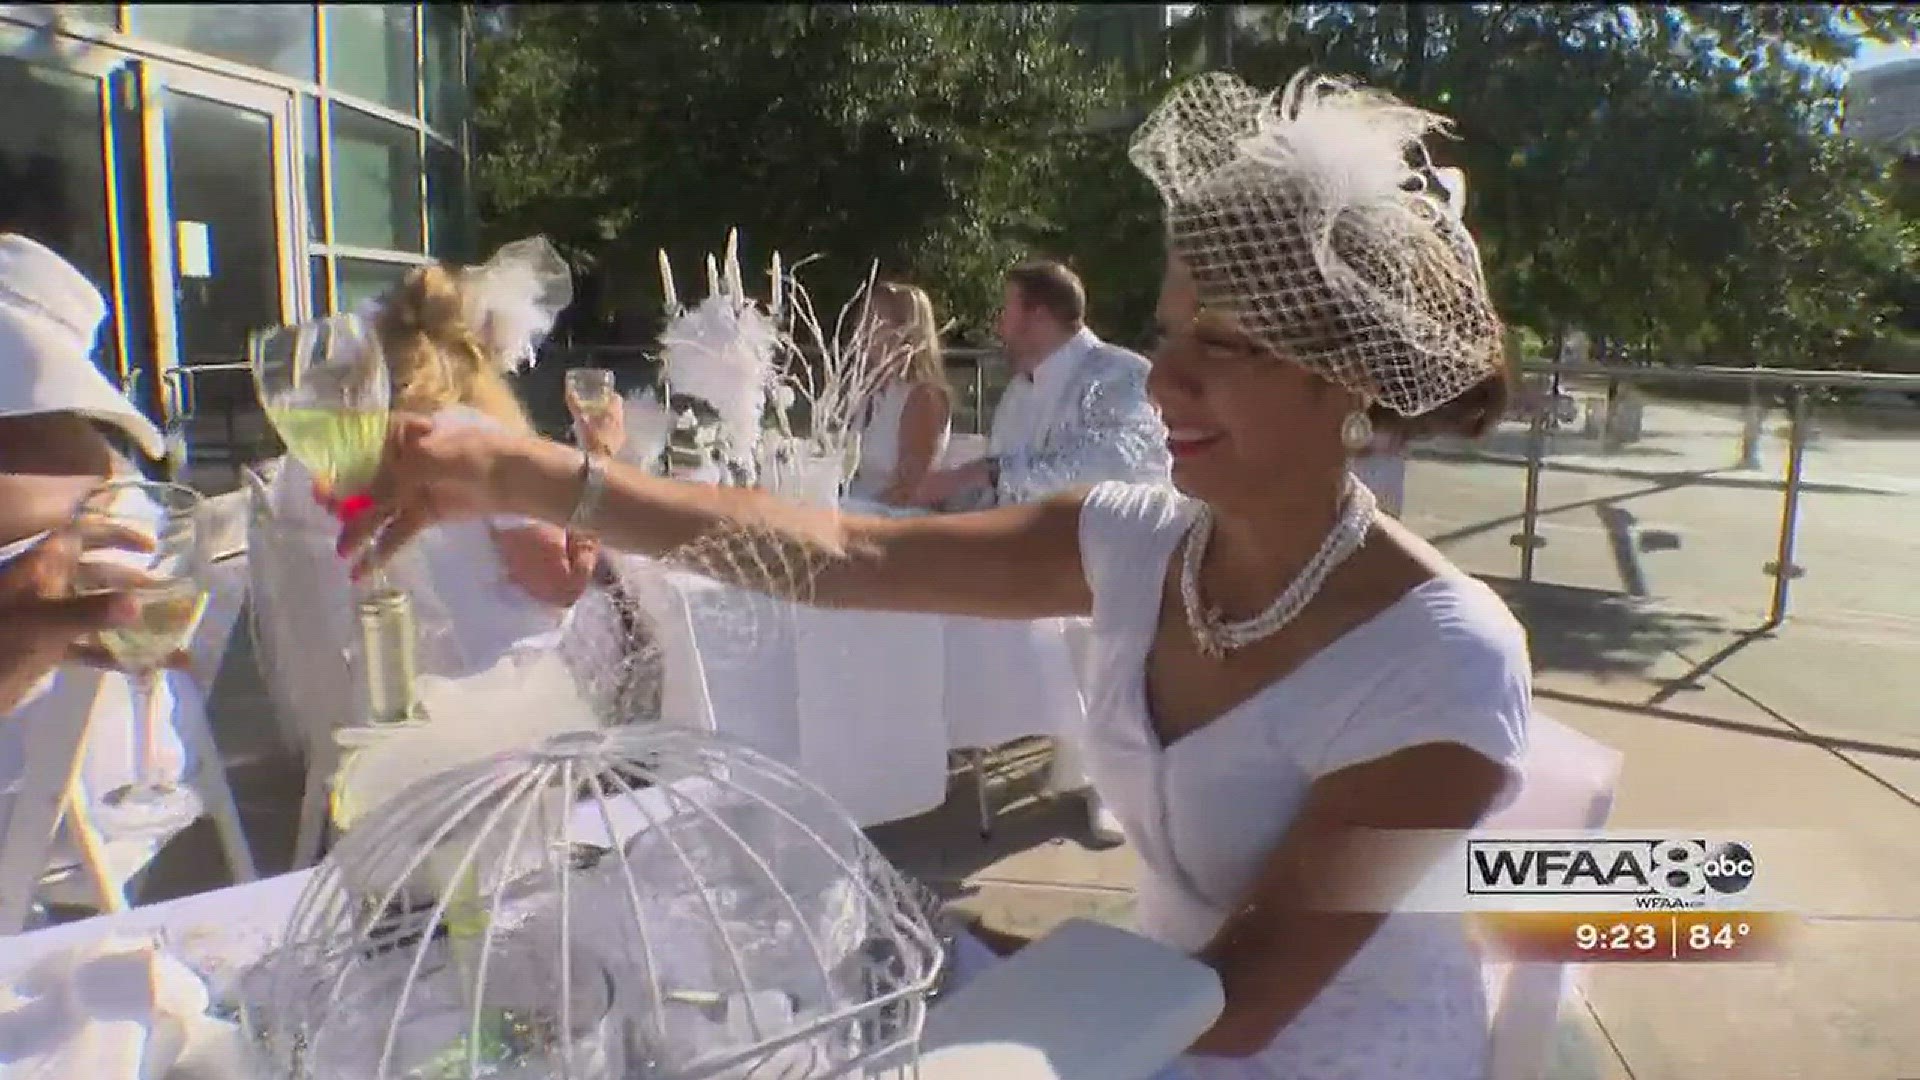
(566, 450, 607, 536)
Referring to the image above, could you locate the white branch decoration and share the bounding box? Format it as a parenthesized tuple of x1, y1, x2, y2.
(653, 230, 910, 499)
(765, 262, 911, 492)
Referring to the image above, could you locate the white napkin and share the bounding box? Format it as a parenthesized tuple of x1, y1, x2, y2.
(0, 934, 210, 1080)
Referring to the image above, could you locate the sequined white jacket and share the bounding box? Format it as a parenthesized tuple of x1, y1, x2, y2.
(981, 331, 1172, 507)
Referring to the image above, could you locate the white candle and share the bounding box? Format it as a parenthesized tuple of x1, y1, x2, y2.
(706, 254, 721, 298)
(658, 249, 678, 314)
(769, 252, 783, 317)
(723, 228, 743, 301)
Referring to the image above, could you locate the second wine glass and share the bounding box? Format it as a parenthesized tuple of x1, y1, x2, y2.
(71, 479, 211, 840)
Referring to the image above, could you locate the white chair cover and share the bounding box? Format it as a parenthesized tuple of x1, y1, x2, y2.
(1480, 714, 1623, 1080)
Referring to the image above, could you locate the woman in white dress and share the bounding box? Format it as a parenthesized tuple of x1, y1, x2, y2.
(342, 72, 1526, 1078)
(260, 248, 610, 756)
(846, 282, 952, 506)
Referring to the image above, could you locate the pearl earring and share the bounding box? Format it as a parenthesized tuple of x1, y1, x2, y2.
(1340, 410, 1375, 453)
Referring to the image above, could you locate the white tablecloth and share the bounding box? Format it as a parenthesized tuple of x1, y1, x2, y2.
(651, 571, 1085, 827)
(639, 496, 1086, 826)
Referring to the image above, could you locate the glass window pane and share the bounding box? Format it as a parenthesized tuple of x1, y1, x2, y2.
(157, 88, 284, 366)
(60, 5, 118, 28)
(0, 55, 118, 377)
(335, 257, 414, 314)
(129, 5, 317, 81)
(422, 4, 466, 135)
(330, 104, 423, 252)
(425, 141, 470, 261)
(309, 255, 331, 315)
(304, 96, 324, 241)
(324, 4, 418, 115)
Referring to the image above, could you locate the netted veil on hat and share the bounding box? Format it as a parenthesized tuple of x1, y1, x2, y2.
(1128, 70, 1503, 417)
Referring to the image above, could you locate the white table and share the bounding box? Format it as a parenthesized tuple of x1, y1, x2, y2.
(0, 776, 719, 984)
(643, 519, 1086, 826)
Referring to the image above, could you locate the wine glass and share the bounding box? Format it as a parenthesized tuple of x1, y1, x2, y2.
(249, 313, 391, 505)
(70, 479, 211, 839)
(564, 367, 617, 417)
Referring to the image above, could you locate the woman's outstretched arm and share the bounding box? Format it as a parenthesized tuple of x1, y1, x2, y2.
(340, 417, 1092, 620)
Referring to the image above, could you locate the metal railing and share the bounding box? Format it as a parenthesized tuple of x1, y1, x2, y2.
(1478, 361, 1920, 628)
(940, 352, 1920, 630)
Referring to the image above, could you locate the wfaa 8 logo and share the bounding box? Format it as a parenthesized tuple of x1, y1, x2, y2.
(1467, 838, 1757, 909)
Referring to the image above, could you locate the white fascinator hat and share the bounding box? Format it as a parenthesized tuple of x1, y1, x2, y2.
(1128, 71, 1503, 417)
(457, 236, 575, 371)
(0, 234, 165, 459)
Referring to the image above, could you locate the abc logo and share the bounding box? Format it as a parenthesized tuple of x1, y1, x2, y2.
(1701, 841, 1756, 895)
(1648, 839, 1757, 899)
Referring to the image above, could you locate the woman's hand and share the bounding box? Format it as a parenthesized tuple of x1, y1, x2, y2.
(333, 415, 516, 577)
(490, 523, 596, 607)
(0, 523, 162, 713)
(568, 392, 626, 458)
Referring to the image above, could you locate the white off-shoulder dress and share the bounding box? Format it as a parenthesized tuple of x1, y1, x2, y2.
(1069, 480, 1531, 1079)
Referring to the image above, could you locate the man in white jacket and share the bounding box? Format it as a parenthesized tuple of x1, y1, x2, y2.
(911, 260, 1170, 510)
(912, 261, 1171, 844)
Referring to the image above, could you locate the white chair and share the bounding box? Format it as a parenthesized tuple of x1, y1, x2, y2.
(244, 459, 402, 870)
(0, 666, 116, 932)
(628, 562, 717, 733)
(1481, 715, 1624, 1080)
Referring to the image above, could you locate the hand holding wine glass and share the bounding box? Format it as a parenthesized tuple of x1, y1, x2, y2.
(332, 416, 519, 577)
(69, 479, 211, 838)
(250, 313, 390, 519)
(564, 367, 623, 456)
(0, 522, 159, 713)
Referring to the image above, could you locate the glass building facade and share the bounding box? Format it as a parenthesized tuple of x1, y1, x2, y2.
(1847, 57, 1920, 149)
(0, 3, 471, 443)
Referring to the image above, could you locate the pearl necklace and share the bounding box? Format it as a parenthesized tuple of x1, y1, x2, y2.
(1179, 475, 1378, 660)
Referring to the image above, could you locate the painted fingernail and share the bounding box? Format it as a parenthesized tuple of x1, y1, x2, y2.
(105, 596, 140, 625)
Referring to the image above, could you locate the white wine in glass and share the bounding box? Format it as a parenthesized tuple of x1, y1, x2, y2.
(564, 366, 618, 447)
(72, 480, 210, 840)
(249, 313, 391, 498)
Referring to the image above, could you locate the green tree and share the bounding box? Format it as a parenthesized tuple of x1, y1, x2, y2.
(471, 4, 1122, 344)
(1171, 4, 1920, 366)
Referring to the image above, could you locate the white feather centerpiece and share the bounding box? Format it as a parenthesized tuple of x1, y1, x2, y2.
(656, 230, 782, 485)
(616, 388, 674, 474)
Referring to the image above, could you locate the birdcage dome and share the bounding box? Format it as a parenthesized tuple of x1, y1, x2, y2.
(241, 726, 944, 1079)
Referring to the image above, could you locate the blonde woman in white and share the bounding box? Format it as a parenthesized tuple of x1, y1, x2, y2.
(846, 281, 952, 506)
(343, 72, 1539, 1078)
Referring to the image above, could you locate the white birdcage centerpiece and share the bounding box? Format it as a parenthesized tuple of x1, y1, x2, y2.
(240, 726, 945, 1080)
